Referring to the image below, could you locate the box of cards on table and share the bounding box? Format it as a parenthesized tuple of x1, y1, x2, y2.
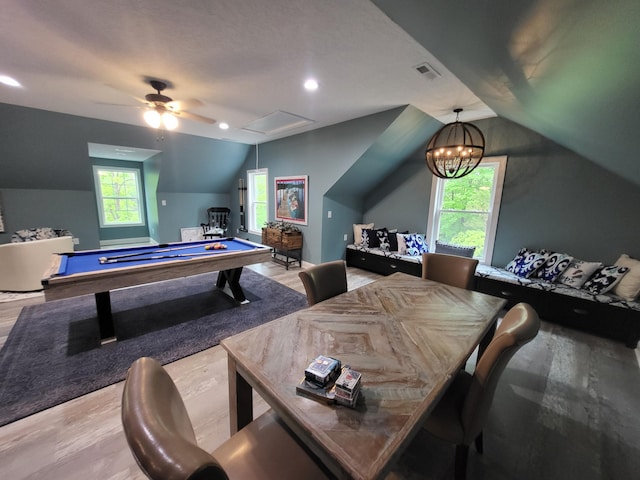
(333, 367, 362, 408)
(304, 355, 341, 386)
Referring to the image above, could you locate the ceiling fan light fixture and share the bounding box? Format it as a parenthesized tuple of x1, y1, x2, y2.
(425, 108, 485, 179)
(162, 112, 178, 130)
(144, 109, 162, 128)
(143, 108, 179, 130)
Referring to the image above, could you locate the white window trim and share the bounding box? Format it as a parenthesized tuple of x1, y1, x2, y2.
(426, 155, 507, 265)
(247, 168, 268, 235)
(93, 165, 145, 228)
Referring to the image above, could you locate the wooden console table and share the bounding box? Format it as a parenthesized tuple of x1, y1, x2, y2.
(261, 227, 303, 270)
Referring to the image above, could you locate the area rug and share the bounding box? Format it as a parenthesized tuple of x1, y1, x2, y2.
(0, 269, 308, 427)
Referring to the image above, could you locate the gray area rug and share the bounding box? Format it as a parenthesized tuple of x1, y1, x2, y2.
(0, 269, 308, 427)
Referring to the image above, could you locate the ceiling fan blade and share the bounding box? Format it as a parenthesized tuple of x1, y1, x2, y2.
(177, 110, 216, 125)
(95, 102, 142, 108)
(166, 98, 204, 111)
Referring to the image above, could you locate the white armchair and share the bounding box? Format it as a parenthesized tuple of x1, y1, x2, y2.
(0, 236, 74, 291)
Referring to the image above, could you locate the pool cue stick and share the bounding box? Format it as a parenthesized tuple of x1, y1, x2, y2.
(99, 251, 227, 264)
(99, 243, 210, 263)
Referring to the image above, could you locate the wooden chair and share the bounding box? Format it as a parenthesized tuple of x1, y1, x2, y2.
(201, 207, 230, 239)
(421, 252, 479, 290)
(298, 260, 348, 306)
(121, 357, 330, 480)
(421, 302, 540, 480)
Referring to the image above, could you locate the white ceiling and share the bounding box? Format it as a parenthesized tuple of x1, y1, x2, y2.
(0, 0, 493, 145)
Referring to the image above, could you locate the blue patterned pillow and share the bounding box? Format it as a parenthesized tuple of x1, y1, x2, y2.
(505, 248, 548, 278)
(405, 233, 429, 256)
(582, 265, 629, 295)
(535, 252, 574, 282)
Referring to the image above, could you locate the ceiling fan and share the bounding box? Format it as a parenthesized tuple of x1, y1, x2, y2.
(139, 80, 216, 130)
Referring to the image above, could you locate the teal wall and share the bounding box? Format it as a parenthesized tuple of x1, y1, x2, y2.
(236, 108, 409, 264)
(364, 116, 640, 266)
(1, 103, 638, 268)
(0, 103, 250, 247)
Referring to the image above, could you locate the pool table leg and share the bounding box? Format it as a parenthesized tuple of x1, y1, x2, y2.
(216, 267, 248, 303)
(95, 291, 115, 341)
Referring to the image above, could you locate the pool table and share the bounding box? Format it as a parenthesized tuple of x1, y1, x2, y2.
(41, 238, 271, 342)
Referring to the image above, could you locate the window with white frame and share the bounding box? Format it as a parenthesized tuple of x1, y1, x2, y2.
(247, 168, 268, 235)
(426, 156, 507, 264)
(93, 165, 145, 227)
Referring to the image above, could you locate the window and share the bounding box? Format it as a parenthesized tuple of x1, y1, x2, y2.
(247, 168, 268, 235)
(93, 165, 145, 227)
(426, 156, 507, 264)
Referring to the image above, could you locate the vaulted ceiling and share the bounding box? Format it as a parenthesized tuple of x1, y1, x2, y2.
(1, 0, 638, 185)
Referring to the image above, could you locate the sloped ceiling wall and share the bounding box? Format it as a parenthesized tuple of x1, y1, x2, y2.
(373, 0, 640, 187)
(326, 105, 439, 201)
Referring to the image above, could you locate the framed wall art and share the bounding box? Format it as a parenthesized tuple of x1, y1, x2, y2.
(274, 175, 308, 225)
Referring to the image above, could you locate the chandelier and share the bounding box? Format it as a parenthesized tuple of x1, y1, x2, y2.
(425, 108, 485, 179)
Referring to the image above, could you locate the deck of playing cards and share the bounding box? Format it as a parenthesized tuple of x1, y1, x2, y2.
(304, 355, 341, 386)
(333, 367, 362, 408)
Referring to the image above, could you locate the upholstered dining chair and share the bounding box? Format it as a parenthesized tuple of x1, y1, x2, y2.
(298, 260, 348, 306)
(421, 252, 479, 290)
(121, 357, 330, 480)
(421, 302, 540, 480)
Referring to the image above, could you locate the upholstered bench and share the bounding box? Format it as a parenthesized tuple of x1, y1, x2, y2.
(474, 265, 640, 348)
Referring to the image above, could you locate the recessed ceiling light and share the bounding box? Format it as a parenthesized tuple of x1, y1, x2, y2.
(0, 75, 21, 87)
(304, 78, 319, 91)
(219, 122, 229, 130)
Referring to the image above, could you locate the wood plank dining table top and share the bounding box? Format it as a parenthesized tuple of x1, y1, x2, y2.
(221, 272, 507, 480)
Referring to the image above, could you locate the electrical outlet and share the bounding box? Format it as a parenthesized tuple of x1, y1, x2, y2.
(328, 210, 332, 218)
(73, 237, 80, 245)
(161, 199, 167, 206)
(343, 234, 348, 241)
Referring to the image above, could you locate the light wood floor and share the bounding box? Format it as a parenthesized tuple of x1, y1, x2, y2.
(0, 262, 380, 479)
(0, 262, 639, 479)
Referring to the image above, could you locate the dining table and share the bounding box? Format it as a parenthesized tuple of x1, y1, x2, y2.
(220, 271, 507, 479)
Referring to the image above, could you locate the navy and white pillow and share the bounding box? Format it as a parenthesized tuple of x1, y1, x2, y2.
(505, 248, 548, 278)
(404, 233, 429, 256)
(535, 252, 573, 282)
(582, 265, 629, 295)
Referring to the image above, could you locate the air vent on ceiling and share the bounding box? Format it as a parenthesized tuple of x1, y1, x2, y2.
(414, 62, 442, 81)
(241, 111, 315, 135)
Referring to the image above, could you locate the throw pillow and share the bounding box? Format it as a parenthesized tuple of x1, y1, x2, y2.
(361, 228, 379, 248)
(388, 231, 399, 252)
(435, 240, 476, 258)
(404, 233, 429, 257)
(612, 254, 640, 301)
(376, 229, 391, 251)
(353, 223, 374, 246)
(557, 259, 602, 289)
(582, 265, 629, 295)
(505, 247, 548, 278)
(397, 233, 408, 255)
(535, 252, 574, 282)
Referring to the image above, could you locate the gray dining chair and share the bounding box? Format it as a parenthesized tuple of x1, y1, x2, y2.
(298, 260, 348, 306)
(422, 252, 479, 290)
(421, 302, 540, 480)
(121, 357, 330, 480)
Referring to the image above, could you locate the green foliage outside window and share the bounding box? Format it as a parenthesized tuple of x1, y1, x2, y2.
(438, 167, 495, 259)
(250, 172, 268, 231)
(96, 168, 143, 225)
